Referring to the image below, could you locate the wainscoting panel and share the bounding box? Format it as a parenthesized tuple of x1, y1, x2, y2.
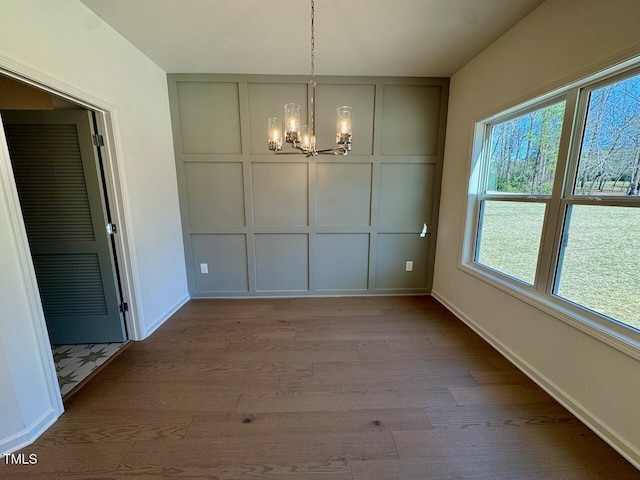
(380, 84, 441, 156)
(255, 233, 309, 292)
(168, 74, 448, 296)
(185, 162, 245, 228)
(252, 162, 309, 227)
(316, 162, 372, 226)
(192, 234, 248, 293)
(378, 163, 435, 227)
(375, 233, 430, 290)
(316, 233, 370, 291)
(176, 81, 242, 154)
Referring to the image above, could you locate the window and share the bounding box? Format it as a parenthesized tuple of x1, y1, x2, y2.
(555, 205, 640, 330)
(465, 64, 640, 342)
(572, 74, 640, 197)
(475, 102, 565, 285)
(476, 201, 546, 285)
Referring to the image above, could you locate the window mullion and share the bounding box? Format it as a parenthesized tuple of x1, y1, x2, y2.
(473, 198, 485, 262)
(563, 87, 591, 199)
(480, 194, 550, 203)
(563, 196, 640, 207)
(536, 89, 579, 294)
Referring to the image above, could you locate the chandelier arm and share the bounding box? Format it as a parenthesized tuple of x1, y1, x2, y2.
(316, 148, 347, 155)
(273, 147, 346, 157)
(275, 142, 308, 154)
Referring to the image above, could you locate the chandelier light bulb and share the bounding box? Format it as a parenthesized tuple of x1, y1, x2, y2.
(284, 103, 301, 143)
(301, 125, 315, 152)
(336, 106, 352, 151)
(267, 117, 283, 151)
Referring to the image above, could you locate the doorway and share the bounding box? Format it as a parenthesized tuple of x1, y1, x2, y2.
(0, 73, 132, 398)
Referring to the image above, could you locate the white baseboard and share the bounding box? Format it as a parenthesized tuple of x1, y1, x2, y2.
(0, 408, 58, 457)
(192, 292, 431, 299)
(431, 289, 640, 470)
(142, 294, 189, 339)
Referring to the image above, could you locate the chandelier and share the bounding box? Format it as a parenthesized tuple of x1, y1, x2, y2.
(267, 0, 352, 157)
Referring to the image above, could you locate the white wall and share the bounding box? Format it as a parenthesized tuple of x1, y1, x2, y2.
(0, 0, 188, 453)
(434, 0, 640, 467)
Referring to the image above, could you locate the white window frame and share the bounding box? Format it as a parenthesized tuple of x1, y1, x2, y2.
(461, 59, 640, 360)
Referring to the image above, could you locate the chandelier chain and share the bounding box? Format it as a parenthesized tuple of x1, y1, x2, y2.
(310, 0, 315, 135)
(311, 0, 315, 80)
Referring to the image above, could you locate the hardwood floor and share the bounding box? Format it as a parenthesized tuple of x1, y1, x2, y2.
(2, 296, 638, 479)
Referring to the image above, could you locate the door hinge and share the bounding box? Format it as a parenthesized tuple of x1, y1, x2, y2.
(92, 134, 104, 147)
(106, 223, 117, 235)
(119, 302, 129, 313)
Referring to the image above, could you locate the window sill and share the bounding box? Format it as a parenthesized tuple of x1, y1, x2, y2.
(458, 261, 640, 362)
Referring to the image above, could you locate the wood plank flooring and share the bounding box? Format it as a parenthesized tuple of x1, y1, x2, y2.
(2, 296, 638, 479)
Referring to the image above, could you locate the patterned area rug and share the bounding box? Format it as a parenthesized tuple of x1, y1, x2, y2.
(52, 343, 126, 396)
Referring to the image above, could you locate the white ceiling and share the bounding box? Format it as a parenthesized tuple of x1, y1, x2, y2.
(80, 0, 544, 77)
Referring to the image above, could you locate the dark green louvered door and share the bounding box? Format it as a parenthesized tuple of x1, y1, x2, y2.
(2, 110, 126, 344)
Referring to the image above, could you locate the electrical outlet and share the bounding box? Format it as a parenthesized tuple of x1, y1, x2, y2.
(405, 261, 413, 272)
(200, 263, 208, 274)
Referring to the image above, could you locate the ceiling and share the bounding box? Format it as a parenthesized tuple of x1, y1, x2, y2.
(80, 0, 545, 77)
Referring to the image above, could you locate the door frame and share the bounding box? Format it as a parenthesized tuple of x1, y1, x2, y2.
(0, 58, 142, 410)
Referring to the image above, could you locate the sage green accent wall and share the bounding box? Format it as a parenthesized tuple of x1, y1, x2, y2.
(379, 163, 435, 226)
(252, 162, 309, 226)
(192, 234, 248, 293)
(376, 233, 430, 289)
(168, 74, 448, 297)
(381, 85, 442, 156)
(317, 234, 370, 291)
(316, 162, 372, 226)
(185, 162, 245, 227)
(255, 233, 309, 292)
(177, 82, 242, 154)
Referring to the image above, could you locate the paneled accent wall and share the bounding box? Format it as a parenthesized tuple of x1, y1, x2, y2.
(168, 74, 448, 297)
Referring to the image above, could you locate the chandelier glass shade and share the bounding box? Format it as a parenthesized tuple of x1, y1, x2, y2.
(267, 0, 352, 157)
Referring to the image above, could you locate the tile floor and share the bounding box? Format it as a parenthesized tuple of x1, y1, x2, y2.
(52, 343, 126, 396)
